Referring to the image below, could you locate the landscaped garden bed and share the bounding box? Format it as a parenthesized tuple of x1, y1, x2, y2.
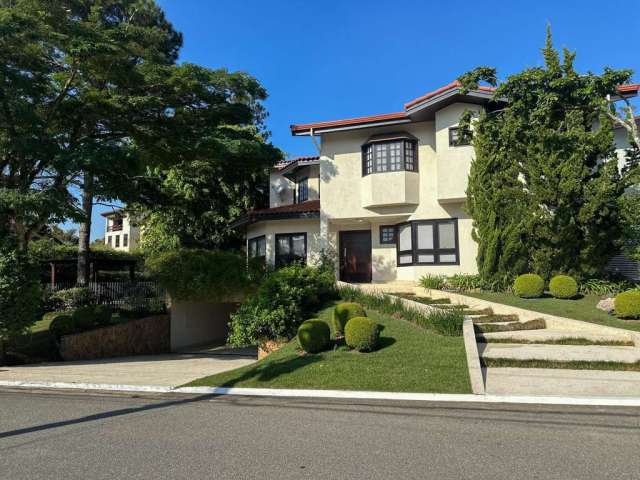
(185, 301, 471, 393)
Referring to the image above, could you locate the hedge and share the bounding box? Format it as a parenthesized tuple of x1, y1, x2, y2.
(615, 290, 640, 319)
(344, 316, 380, 352)
(549, 275, 578, 299)
(513, 274, 544, 298)
(297, 319, 331, 353)
(332, 302, 366, 335)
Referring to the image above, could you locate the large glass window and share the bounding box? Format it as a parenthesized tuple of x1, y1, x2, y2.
(248, 235, 266, 263)
(362, 138, 418, 176)
(396, 219, 459, 266)
(275, 233, 307, 267)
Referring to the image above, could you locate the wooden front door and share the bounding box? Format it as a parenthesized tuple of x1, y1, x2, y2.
(339, 230, 372, 283)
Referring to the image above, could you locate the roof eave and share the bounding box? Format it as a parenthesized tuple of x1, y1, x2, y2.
(291, 117, 412, 136)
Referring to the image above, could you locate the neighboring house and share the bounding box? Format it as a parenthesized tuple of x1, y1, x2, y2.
(102, 210, 141, 252)
(233, 80, 640, 283)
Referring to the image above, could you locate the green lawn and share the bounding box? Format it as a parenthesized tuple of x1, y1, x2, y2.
(465, 291, 640, 332)
(185, 302, 472, 393)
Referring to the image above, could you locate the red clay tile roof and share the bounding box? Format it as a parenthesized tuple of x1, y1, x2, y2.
(274, 155, 320, 170)
(231, 200, 320, 228)
(290, 81, 640, 135)
(290, 111, 409, 134)
(404, 80, 496, 109)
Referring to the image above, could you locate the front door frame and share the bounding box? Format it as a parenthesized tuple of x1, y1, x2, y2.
(339, 229, 372, 283)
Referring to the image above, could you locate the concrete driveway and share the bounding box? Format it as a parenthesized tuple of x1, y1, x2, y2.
(0, 346, 256, 387)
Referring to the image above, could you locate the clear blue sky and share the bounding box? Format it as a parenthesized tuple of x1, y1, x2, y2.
(80, 0, 640, 240)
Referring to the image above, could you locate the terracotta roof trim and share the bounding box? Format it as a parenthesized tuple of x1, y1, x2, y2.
(230, 200, 320, 228)
(290, 111, 409, 133)
(274, 155, 320, 170)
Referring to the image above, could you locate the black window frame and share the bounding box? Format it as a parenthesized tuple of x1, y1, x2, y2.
(362, 138, 419, 176)
(379, 225, 396, 245)
(448, 126, 472, 147)
(114, 234, 120, 248)
(396, 219, 460, 266)
(248, 235, 266, 263)
(275, 232, 307, 267)
(123, 233, 128, 247)
(296, 177, 309, 203)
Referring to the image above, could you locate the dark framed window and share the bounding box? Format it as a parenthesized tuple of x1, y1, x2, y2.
(396, 219, 459, 266)
(449, 126, 472, 147)
(275, 233, 307, 267)
(379, 225, 396, 244)
(107, 236, 112, 246)
(248, 235, 266, 263)
(362, 138, 418, 176)
(123, 233, 129, 247)
(115, 235, 120, 248)
(296, 177, 309, 203)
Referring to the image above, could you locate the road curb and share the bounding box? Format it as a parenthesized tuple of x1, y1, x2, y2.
(2, 380, 640, 407)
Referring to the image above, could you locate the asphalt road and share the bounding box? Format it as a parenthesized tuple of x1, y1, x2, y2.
(1, 389, 639, 479)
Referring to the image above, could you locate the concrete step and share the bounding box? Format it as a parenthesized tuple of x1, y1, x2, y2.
(479, 329, 635, 344)
(483, 367, 640, 396)
(478, 342, 640, 363)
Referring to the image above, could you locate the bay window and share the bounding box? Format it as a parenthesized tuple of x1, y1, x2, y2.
(396, 219, 459, 266)
(275, 233, 307, 267)
(362, 133, 418, 176)
(248, 235, 266, 263)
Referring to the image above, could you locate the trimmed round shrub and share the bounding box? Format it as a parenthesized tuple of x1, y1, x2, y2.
(72, 306, 96, 330)
(344, 316, 379, 352)
(297, 319, 331, 353)
(549, 275, 578, 299)
(94, 305, 113, 326)
(332, 302, 366, 335)
(513, 274, 544, 298)
(614, 290, 640, 319)
(49, 315, 76, 340)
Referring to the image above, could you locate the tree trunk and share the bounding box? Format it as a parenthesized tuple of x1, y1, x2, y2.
(77, 172, 93, 286)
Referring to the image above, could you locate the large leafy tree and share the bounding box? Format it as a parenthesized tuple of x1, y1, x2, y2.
(0, 0, 280, 283)
(460, 29, 635, 285)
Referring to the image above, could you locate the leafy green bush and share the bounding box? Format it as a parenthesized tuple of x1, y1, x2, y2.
(297, 319, 331, 353)
(614, 290, 640, 319)
(424, 308, 465, 336)
(513, 274, 544, 298)
(72, 306, 96, 330)
(580, 278, 634, 296)
(228, 264, 337, 346)
(49, 315, 76, 340)
(146, 249, 257, 302)
(51, 287, 94, 310)
(94, 305, 113, 326)
(549, 275, 578, 299)
(418, 274, 446, 290)
(445, 274, 483, 292)
(344, 317, 379, 352)
(0, 244, 41, 359)
(332, 302, 366, 335)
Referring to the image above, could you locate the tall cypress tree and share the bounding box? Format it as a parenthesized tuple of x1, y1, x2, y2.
(462, 28, 634, 285)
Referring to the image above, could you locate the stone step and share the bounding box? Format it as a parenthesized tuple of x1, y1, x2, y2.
(474, 319, 547, 334)
(479, 329, 635, 344)
(478, 343, 640, 363)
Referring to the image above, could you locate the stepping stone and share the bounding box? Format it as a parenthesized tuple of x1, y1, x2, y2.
(478, 343, 640, 363)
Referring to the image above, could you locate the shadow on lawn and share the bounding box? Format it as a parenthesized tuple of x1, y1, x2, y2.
(217, 354, 323, 387)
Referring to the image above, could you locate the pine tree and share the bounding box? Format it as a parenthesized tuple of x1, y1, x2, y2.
(463, 28, 633, 284)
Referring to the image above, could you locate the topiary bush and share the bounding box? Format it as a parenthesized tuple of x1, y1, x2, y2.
(614, 290, 640, 319)
(49, 314, 76, 341)
(94, 305, 113, 327)
(513, 274, 544, 298)
(344, 316, 380, 352)
(72, 306, 96, 330)
(297, 319, 331, 353)
(549, 275, 578, 299)
(332, 302, 366, 335)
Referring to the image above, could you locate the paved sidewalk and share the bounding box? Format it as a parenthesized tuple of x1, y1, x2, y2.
(0, 349, 256, 387)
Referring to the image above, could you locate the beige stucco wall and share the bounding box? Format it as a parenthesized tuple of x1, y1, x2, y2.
(247, 218, 321, 267)
(435, 103, 481, 203)
(319, 105, 479, 281)
(269, 164, 320, 207)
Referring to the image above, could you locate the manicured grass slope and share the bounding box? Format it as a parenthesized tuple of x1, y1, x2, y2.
(466, 292, 640, 333)
(186, 302, 471, 393)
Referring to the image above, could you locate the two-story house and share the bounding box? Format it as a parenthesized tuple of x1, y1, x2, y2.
(102, 210, 141, 252)
(233, 80, 640, 283)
